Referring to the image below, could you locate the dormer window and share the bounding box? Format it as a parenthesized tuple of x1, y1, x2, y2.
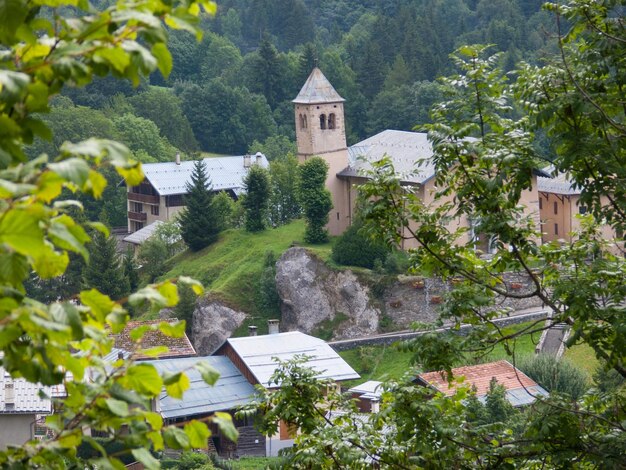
(320, 114, 327, 130)
(328, 113, 336, 129)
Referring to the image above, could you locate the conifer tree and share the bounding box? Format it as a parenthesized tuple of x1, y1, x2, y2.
(299, 157, 332, 243)
(82, 232, 130, 301)
(179, 159, 220, 251)
(242, 164, 271, 232)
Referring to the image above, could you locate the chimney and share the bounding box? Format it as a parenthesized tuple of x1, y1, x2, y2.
(175, 153, 181, 165)
(248, 325, 258, 337)
(268, 319, 279, 335)
(255, 152, 263, 165)
(243, 154, 251, 168)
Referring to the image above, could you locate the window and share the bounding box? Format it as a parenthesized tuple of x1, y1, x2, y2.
(616, 227, 624, 240)
(328, 113, 336, 129)
(303, 115, 307, 129)
(151, 205, 159, 216)
(579, 205, 587, 214)
(132, 202, 143, 213)
(554, 223, 559, 235)
(299, 114, 305, 129)
(319, 114, 326, 130)
(166, 194, 185, 207)
(133, 221, 144, 231)
(539, 197, 542, 210)
(554, 201, 558, 215)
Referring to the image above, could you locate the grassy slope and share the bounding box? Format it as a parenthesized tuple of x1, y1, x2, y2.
(162, 219, 333, 335)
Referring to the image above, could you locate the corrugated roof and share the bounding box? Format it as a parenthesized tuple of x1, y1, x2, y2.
(341, 130, 436, 184)
(141, 155, 268, 196)
(148, 356, 256, 419)
(111, 320, 196, 360)
(123, 220, 164, 245)
(0, 370, 53, 414)
(293, 68, 345, 104)
(226, 332, 360, 388)
(418, 360, 548, 406)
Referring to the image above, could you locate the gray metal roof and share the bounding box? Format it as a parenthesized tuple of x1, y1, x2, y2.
(0, 370, 53, 414)
(123, 220, 164, 245)
(148, 356, 256, 419)
(142, 154, 269, 197)
(537, 168, 581, 195)
(348, 380, 383, 401)
(293, 67, 345, 104)
(226, 332, 360, 388)
(342, 130, 436, 184)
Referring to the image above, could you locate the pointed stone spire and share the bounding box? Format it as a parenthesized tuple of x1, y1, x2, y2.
(293, 67, 345, 104)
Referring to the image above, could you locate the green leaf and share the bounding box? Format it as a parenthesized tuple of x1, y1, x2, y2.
(32, 245, 69, 278)
(123, 364, 163, 397)
(0, 325, 23, 348)
(163, 426, 190, 449)
(213, 412, 238, 443)
(131, 448, 159, 470)
(80, 289, 115, 323)
(48, 158, 90, 187)
(152, 42, 172, 78)
(194, 361, 220, 386)
(184, 420, 211, 448)
(157, 282, 179, 307)
(158, 320, 185, 338)
(178, 276, 204, 295)
(163, 372, 190, 399)
(94, 47, 130, 74)
(106, 398, 129, 417)
(0, 208, 45, 257)
(139, 346, 169, 358)
(0, 252, 30, 285)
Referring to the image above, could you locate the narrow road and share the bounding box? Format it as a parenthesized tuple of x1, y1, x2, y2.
(329, 307, 550, 351)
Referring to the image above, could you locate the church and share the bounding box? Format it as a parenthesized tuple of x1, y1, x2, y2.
(293, 67, 612, 249)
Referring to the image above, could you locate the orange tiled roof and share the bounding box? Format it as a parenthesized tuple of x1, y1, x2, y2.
(111, 319, 196, 360)
(418, 360, 538, 397)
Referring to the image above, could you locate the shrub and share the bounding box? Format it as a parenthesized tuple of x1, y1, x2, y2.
(332, 220, 389, 269)
(518, 354, 590, 400)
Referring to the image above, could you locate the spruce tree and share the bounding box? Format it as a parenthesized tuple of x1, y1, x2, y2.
(179, 159, 220, 251)
(242, 164, 271, 232)
(82, 232, 130, 301)
(299, 157, 332, 244)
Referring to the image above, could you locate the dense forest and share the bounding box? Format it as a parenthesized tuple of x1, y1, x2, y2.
(26, 0, 559, 225)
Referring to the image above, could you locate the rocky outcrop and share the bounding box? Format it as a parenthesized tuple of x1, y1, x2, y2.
(191, 298, 246, 355)
(274, 248, 544, 341)
(275, 247, 379, 339)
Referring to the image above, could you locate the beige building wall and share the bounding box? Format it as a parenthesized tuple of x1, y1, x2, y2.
(0, 414, 36, 448)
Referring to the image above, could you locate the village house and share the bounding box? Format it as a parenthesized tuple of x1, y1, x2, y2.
(0, 369, 65, 448)
(216, 325, 360, 456)
(125, 153, 268, 235)
(147, 355, 261, 458)
(416, 360, 548, 407)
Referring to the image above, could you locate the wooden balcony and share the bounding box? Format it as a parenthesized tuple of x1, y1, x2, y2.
(128, 211, 147, 222)
(128, 192, 159, 204)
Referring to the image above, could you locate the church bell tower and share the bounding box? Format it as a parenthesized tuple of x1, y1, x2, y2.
(293, 68, 350, 235)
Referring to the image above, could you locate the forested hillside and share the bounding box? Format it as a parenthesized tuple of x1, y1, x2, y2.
(43, 0, 555, 159)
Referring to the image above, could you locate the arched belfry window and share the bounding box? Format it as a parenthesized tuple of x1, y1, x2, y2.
(299, 114, 305, 129)
(328, 113, 336, 129)
(320, 114, 327, 130)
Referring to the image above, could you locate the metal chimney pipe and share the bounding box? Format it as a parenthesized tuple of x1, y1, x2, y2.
(248, 325, 258, 337)
(175, 153, 181, 165)
(268, 319, 279, 335)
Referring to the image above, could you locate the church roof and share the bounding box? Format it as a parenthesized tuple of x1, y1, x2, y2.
(341, 130, 437, 184)
(293, 67, 345, 104)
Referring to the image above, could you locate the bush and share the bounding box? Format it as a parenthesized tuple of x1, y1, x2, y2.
(332, 220, 389, 269)
(518, 354, 590, 400)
